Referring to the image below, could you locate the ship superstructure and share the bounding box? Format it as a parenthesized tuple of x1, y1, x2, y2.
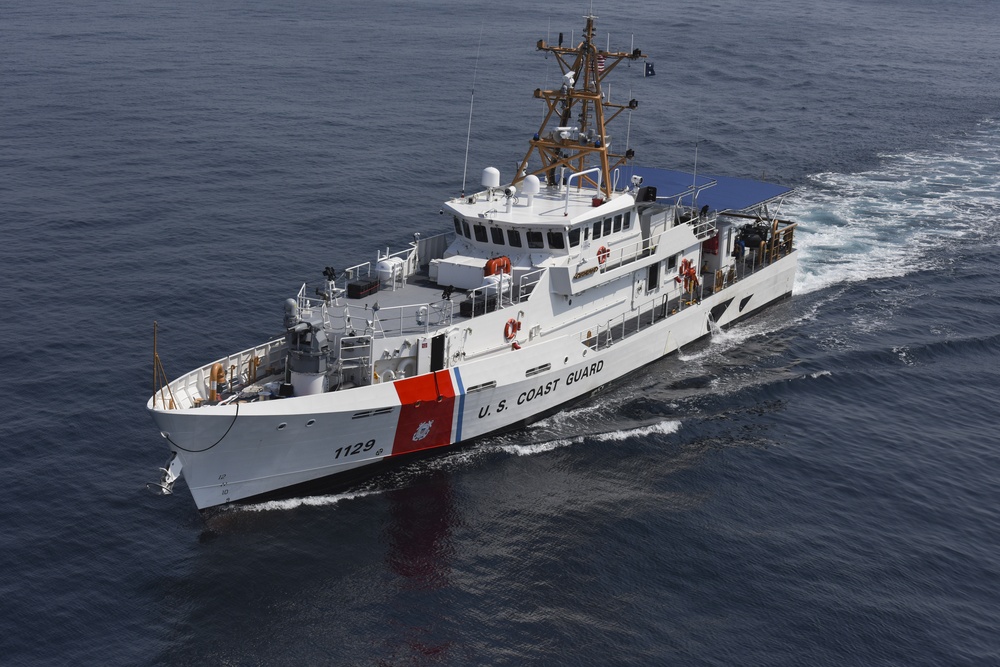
(147, 16, 798, 510)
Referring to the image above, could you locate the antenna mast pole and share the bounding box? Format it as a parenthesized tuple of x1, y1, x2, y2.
(692, 140, 699, 207)
(461, 26, 485, 198)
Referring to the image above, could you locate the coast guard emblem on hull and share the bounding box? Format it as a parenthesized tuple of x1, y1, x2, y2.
(413, 420, 434, 441)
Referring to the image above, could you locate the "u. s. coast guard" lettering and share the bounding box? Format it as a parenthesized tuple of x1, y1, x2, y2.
(476, 360, 606, 419)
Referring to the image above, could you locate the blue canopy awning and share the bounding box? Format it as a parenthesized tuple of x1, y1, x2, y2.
(627, 167, 792, 213)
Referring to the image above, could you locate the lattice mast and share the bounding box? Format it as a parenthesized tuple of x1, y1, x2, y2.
(513, 15, 646, 200)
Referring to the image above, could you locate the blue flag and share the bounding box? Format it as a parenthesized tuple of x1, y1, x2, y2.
(644, 62, 655, 77)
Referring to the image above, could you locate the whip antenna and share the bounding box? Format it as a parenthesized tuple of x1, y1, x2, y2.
(461, 25, 485, 199)
(692, 96, 703, 207)
(625, 87, 633, 151)
(692, 139, 699, 208)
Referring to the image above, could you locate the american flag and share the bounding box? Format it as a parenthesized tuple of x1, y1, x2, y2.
(596, 54, 605, 72)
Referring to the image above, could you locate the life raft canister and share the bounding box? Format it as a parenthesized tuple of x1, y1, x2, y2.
(597, 246, 610, 264)
(504, 318, 520, 341)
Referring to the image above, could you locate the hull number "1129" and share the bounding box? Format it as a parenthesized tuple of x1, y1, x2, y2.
(335, 439, 376, 459)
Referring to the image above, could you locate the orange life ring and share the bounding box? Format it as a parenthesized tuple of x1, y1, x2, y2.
(504, 318, 519, 341)
(597, 246, 610, 264)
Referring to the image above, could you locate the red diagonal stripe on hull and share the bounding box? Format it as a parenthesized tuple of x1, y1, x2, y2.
(391, 370, 457, 456)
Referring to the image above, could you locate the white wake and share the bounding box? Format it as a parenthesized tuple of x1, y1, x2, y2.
(787, 120, 1000, 295)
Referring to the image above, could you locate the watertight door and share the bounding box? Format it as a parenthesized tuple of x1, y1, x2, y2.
(431, 333, 446, 372)
(647, 262, 660, 293)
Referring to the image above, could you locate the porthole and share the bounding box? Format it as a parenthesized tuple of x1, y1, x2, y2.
(277, 422, 287, 431)
(305, 419, 316, 427)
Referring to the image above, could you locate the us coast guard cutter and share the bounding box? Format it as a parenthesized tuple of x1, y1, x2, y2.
(147, 15, 799, 510)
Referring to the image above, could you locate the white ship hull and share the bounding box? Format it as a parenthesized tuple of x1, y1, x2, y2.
(149, 254, 795, 510)
(146, 16, 803, 512)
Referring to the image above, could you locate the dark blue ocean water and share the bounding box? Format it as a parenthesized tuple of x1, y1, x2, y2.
(2, 0, 999, 664)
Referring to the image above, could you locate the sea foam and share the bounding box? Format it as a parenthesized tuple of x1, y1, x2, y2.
(788, 120, 1000, 295)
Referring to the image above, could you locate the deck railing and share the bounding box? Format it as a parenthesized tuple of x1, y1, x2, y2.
(337, 334, 373, 384)
(459, 267, 544, 320)
(160, 337, 288, 409)
(691, 214, 718, 240)
(341, 231, 452, 287)
(517, 268, 544, 302)
(599, 233, 662, 272)
(343, 261, 372, 281)
(575, 294, 672, 351)
(576, 236, 797, 352)
(352, 298, 456, 337)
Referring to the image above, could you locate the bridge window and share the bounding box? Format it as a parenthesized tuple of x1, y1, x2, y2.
(592, 221, 602, 239)
(462, 220, 471, 238)
(603, 218, 612, 237)
(547, 231, 565, 249)
(613, 214, 622, 233)
(490, 227, 505, 245)
(623, 211, 632, 230)
(527, 231, 544, 248)
(474, 224, 488, 243)
(453, 216, 462, 235)
(507, 229, 523, 247)
(568, 228, 581, 247)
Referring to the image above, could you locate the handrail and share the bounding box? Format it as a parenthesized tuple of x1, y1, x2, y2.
(161, 337, 288, 409)
(518, 268, 545, 302)
(380, 246, 415, 262)
(345, 299, 454, 337)
(573, 244, 797, 352)
(655, 178, 718, 205)
(466, 275, 513, 318)
(691, 214, 718, 239)
(338, 334, 373, 382)
(600, 232, 661, 272)
(564, 167, 603, 215)
(343, 261, 372, 280)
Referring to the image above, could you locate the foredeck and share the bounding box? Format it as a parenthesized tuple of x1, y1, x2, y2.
(344, 270, 446, 311)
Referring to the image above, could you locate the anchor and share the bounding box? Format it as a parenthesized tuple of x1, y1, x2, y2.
(145, 452, 183, 496)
